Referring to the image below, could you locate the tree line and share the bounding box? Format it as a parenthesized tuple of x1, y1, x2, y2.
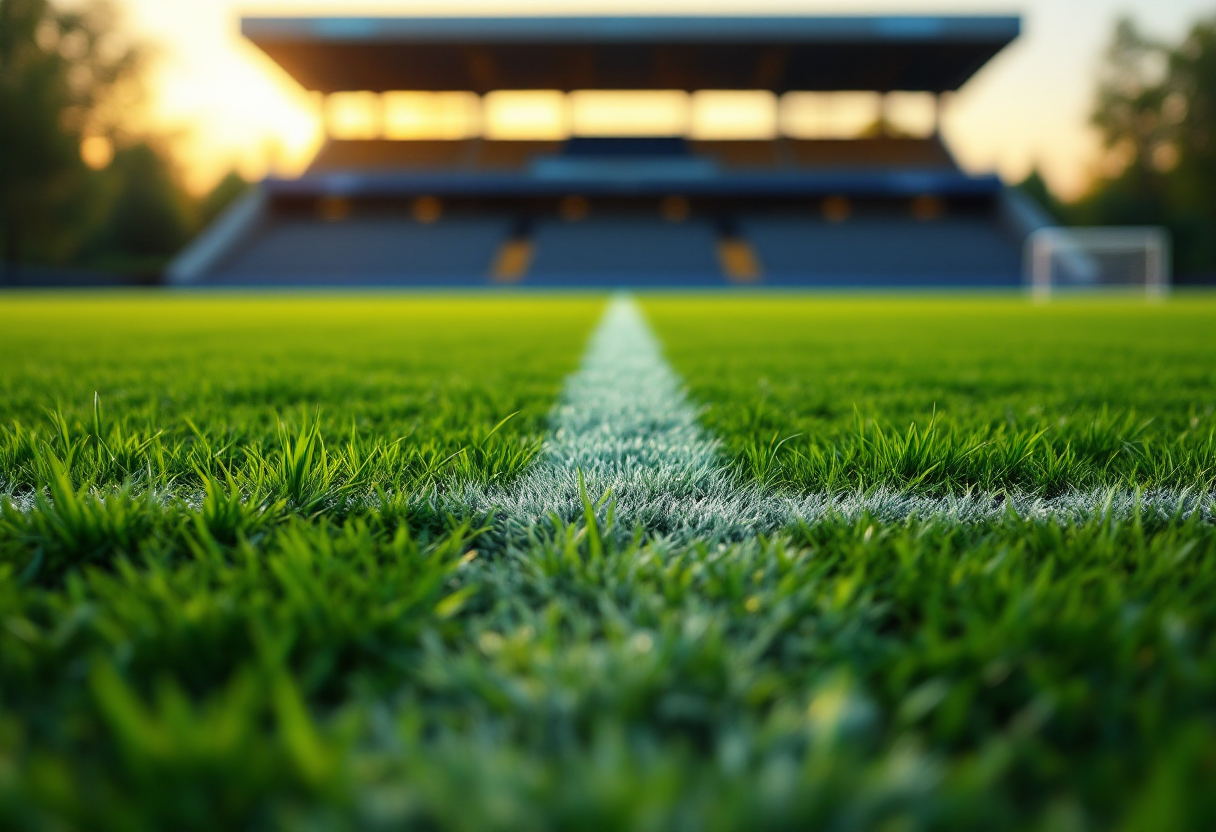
(0, 0, 246, 282)
(1022, 15, 1216, 280)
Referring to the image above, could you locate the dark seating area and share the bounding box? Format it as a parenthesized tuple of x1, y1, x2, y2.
(189, 190, 1027, 288)
(170, 14, 1041, 288)
(207, 215, 512, 284)
(742, 211, 1022, 286)
(527, 217, 723, 285)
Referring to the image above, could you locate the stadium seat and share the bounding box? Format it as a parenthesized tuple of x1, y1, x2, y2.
(203, 216, 511, 284)
(527, 217, 724, 286)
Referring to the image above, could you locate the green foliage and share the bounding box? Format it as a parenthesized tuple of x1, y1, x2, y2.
(0, 0, 140, 270)
(1079, 15, 1216, 276)
(0, 0, 239, 279)
(197, 171, 249, 229)
(83, 143, 195, 273)
(1015, 168, 1062, 222)
(645, 295, 1216, 495)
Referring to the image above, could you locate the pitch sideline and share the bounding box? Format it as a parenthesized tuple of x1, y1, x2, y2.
(455, 296, 1214, 543)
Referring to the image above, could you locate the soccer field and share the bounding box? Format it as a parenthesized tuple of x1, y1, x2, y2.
(2, 293, 1215, 831)
(645, 296, 1216, 494)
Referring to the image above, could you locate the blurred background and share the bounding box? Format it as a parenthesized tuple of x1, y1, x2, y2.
(1, 0, 1213, 284)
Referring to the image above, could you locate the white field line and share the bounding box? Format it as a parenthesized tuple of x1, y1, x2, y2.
(453, 296, 1214, 543)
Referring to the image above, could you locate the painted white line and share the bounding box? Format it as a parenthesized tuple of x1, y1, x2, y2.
(455, 296, 1214, 542)
(457, 294, 759, 540)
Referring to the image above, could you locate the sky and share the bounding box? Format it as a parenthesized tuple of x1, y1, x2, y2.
(106, 0, 1214, 197)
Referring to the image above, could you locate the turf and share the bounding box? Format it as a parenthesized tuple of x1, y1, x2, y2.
(3, 293, 1216, 831)
(0, 294, 603, 502)
(5, 507, 1216, 829)
(644, 295, 1216, 495)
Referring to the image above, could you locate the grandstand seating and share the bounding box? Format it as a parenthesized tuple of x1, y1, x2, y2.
(208, 215, 511, 284)
(170, 15, 1043, 288)
(528, 217, 723, 284)
(741, 211, 1022, 286)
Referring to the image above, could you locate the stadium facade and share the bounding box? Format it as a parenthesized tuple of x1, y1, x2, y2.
(170, 15, 1051, 288)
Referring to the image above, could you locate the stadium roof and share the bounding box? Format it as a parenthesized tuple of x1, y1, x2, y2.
(243, 16, 1021, 94)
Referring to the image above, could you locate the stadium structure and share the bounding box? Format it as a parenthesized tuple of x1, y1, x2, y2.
(170, 15, 1052, 288)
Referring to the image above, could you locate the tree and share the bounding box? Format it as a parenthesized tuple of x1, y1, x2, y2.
(83, 142, 195, 273)
(1016, 169, 1062, 223)
(0, 0, 213, 282)
(1081, 16, 1216, 277)
(198, 171, 250, 229)
(0, 0, 139, 274)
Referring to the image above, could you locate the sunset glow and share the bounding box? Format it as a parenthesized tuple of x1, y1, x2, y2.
(297, 89, 941, 144)
(113, 0, 1215, 197)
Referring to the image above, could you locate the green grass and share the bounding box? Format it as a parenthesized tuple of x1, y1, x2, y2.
(644, 295, 1216, 495)
(5, 505, 1216, 829)
(0, 294, 602, 501)
(3, 293, 1216, 831)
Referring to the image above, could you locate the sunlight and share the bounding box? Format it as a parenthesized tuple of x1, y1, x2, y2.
(690, 91, 778, 140)
(482, 90, 568, 140)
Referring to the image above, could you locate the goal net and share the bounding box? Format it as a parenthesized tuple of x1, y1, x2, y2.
(1025, 227, 1171, 298)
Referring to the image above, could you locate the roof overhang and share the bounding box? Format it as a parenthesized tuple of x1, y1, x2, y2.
(242, 15, 1021, 94)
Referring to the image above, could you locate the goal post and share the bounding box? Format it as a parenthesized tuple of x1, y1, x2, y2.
(1025, 227, 1171, 299)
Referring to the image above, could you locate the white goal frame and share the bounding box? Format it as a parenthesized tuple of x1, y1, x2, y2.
(1025, 227, 1171, 299)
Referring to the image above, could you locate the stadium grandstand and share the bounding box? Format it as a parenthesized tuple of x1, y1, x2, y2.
(170, 15, 1052, 287)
